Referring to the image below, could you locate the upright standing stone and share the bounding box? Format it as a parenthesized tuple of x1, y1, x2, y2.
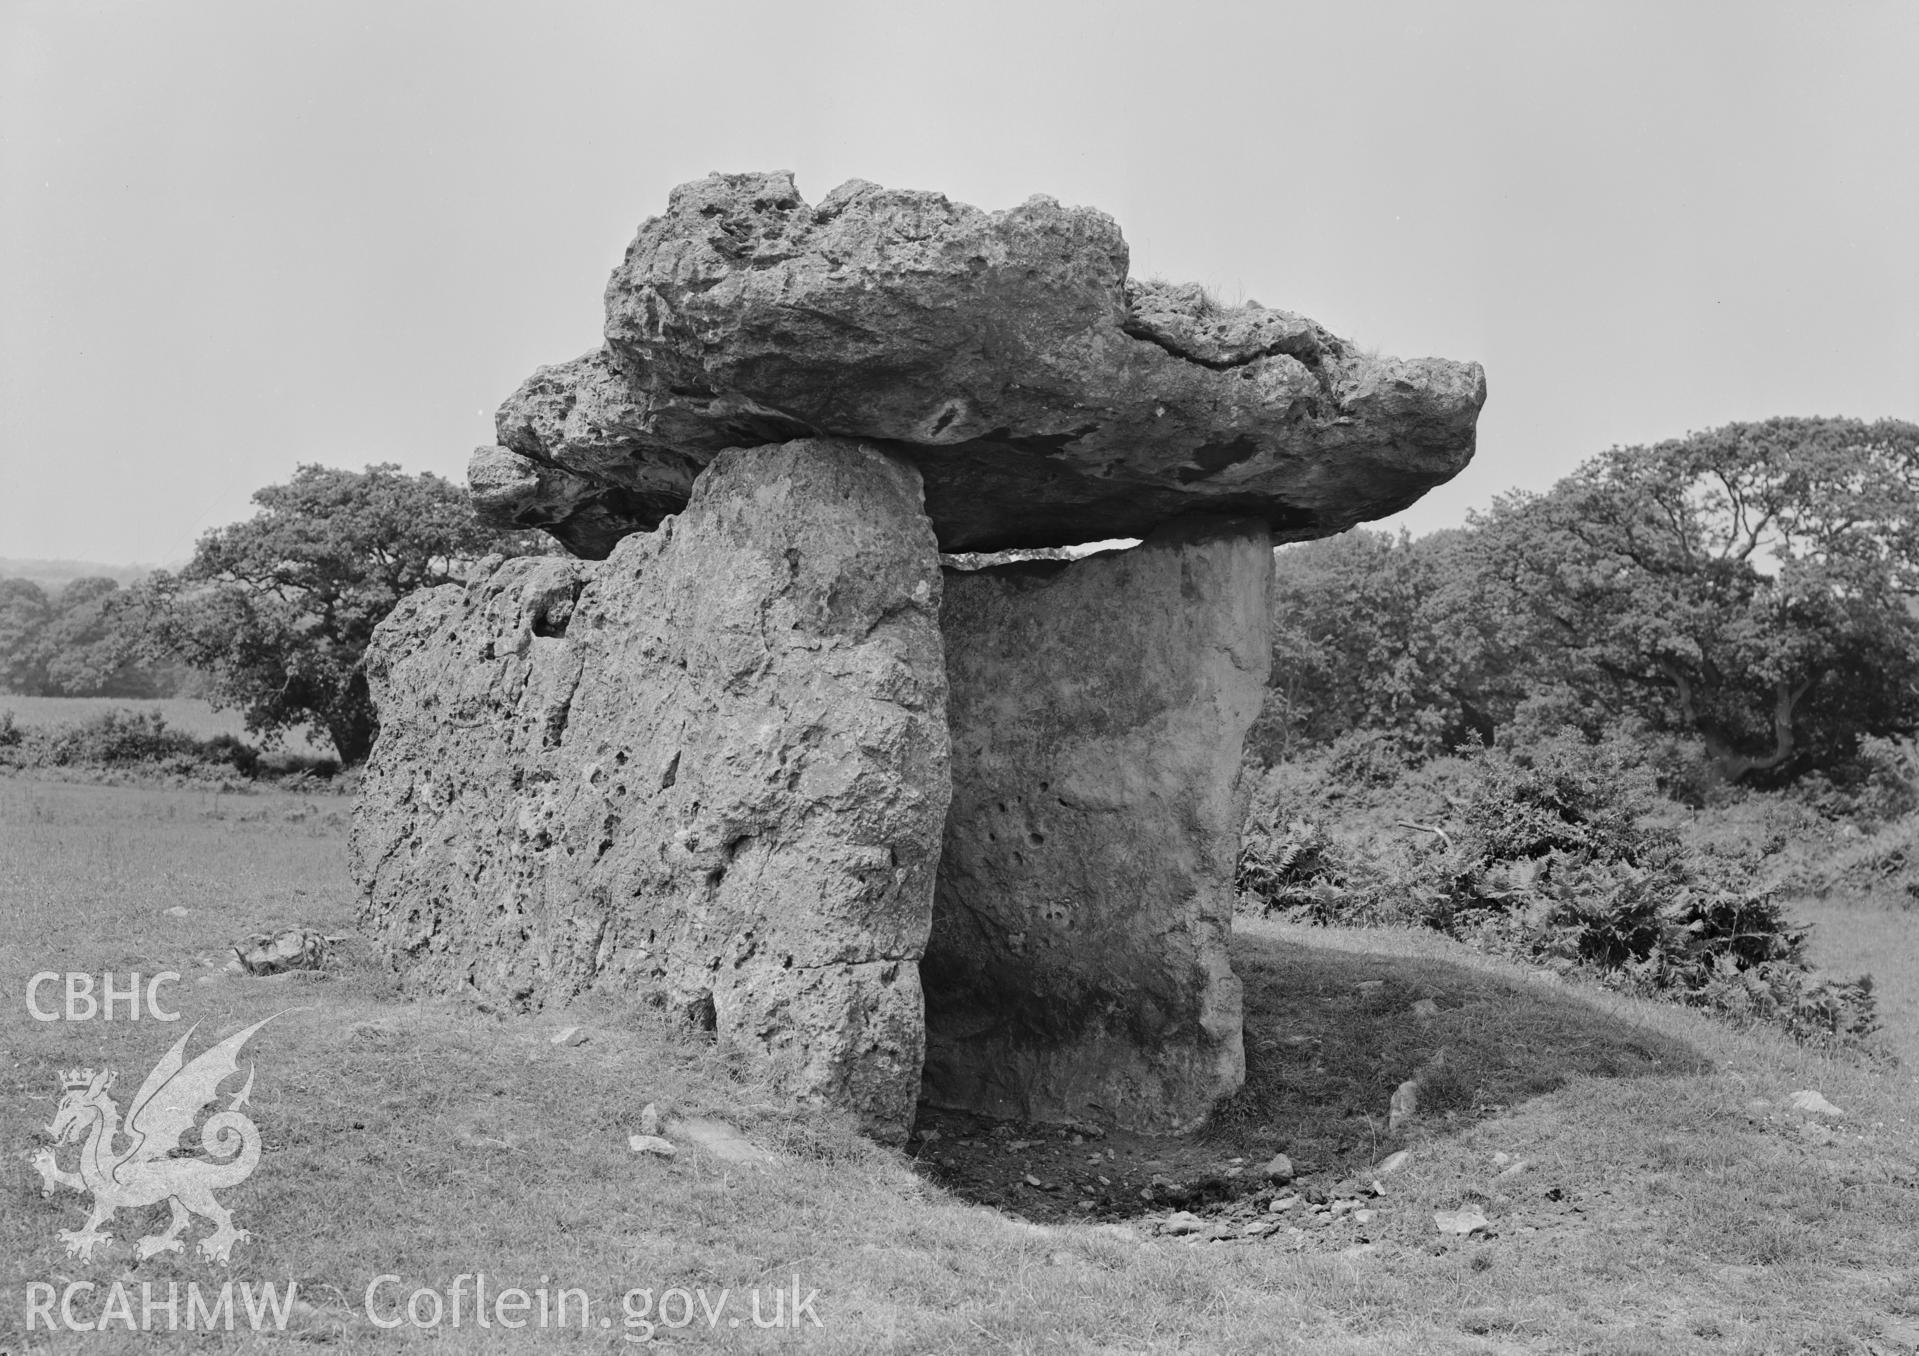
(351, 438, 950, 1140)
(923, 516, 1274, 1132)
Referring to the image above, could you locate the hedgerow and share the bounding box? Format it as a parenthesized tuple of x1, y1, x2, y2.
(1238, 731, 1881, 1050)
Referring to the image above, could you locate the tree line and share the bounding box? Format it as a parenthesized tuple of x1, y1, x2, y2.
(4, 417, 1916, 777)
(1253, 416, 1919, 790)
(0, 464, 549, 765)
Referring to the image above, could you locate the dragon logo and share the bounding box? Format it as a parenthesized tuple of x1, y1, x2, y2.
(31, 1014, 282, 1264)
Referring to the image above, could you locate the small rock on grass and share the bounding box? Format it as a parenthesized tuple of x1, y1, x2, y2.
(1158, 1212, 1206, 1236)
(629, 1134, 677, 1157)
(638, 1103, 660, 1136)
(1788, 1090, 1844, 1118)
(550, 1026, 587, 1047)
(1387, 1079, 1420, 1134)
(165, 906, 192, 917)
(1434, 1208, 1490, 1236)
(1409, 998, 1439, 1019)
(1263, 1153, 1294, 1182)
(1375, 1150, 1410, 1175)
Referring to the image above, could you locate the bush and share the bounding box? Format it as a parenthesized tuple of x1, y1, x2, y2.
(0, 707, 259, 777)
(1235, 814, 1351, 920)
(1457, 731, 1678, 868)
(1242, 729, 1881, 1048)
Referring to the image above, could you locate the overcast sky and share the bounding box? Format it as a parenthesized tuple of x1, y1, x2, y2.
(3, 0, 1915, 567)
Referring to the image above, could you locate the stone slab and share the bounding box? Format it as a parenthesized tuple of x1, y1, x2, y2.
(922, 515, 1273, 1132)
(350, 437, 951, 1140)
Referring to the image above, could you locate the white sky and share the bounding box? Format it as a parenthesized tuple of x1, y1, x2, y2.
(3, 0, 1915, 566)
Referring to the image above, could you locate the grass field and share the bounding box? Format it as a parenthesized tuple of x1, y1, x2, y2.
(1792, 891, 1919, 1064)
(0, 696, 332, 756)
(2, 775, 1917, 1353)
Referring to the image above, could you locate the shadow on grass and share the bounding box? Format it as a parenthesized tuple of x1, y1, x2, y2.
(913, 928, 1709, 1223)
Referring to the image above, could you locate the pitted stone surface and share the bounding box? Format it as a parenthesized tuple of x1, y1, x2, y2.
(923, 516, 1274, 1132)
(351, 438, 950, 1140)
(476, 171, 1485, 557)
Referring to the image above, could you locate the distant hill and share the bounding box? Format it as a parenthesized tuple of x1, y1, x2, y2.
(0, 558, 172, 591)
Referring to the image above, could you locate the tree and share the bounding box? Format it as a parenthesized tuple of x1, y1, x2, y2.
(40, 577, 179, 697)
(0, 578, 55, 694)
(1465, 417, 1919, 783)
(152, 464, 551, 764)
(1249, 528, 1511, 763)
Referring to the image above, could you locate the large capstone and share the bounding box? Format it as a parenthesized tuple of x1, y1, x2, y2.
(923, 517, 1274, 1132)
(350, 438, 951, 1140)
(473, 171, 1486, 557)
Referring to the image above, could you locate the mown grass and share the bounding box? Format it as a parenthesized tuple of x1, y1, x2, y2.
(2, 776, 1917, 1353)
(1791, 891, 1919, 1064)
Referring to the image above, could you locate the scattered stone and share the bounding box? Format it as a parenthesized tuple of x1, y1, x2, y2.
(1242, 1220, 1278, 1238)
(1369, 1181, 1387, 1197)
(1269, 1194, 1300, 1212)
(638, 1103, 660, 1136)
(549, 1026, 587, 1047)
(1491, 1151, 1511, 1166)
(1024, 1174, 1044, 1187)
(345, 1022, 401, 1050)
(1495, 1159, 1530, 1180)
(628, 1134, 677, 1158)
(165, 906, 192, 917)
(1263, 1153, 1295, 1182)
(1409, 998, 1439, 1019)
(1353, 1210, 1377, 1225)
(670, 1117, 780, 1166)
(1434, 1208, 1490, 1237)
(1376, 1150, 1411, 1175)
(1788, 1090, 1845, 1118)
(1159, 1212, 1207, 1236)
(231, 928, 330, 976)
(1387, 1079, 1420, 1134)
(1388, 1049, 1448, 1134)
